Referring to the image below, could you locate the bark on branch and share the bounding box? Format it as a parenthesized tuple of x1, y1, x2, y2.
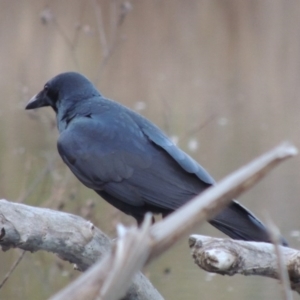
(189, 235, 300, 294)
(50, 214, 154, 300)
(0, 199, 163, 300)
(0, 199, 110, 271)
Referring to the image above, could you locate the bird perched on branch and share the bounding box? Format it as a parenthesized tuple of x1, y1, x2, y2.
(26, 72, 287, 245)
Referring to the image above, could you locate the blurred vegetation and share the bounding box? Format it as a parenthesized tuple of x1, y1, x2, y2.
(1, 1, 300, 299)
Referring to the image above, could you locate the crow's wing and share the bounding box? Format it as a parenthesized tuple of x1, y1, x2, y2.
(57, 113, 153, 205)
(57, 111, 210, 209)
(137, 118, 215, 184)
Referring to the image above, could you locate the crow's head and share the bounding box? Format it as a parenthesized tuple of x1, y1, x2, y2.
(26, 72, 99, 113)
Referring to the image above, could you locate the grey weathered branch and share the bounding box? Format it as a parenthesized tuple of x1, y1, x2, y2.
(189, 235, 300, 294)
(0, 199, 110, 271)
(0, 142, 297, 299)
(0, 200, 163, 300)
(50, 214, 154, 300)
(266, 217, 294, 300)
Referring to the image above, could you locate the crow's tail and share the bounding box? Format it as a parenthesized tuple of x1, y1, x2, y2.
(209, 200, 288, 246)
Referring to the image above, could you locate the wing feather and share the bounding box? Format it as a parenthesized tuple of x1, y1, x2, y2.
(135, 116, 215, 185)
(57, 109, 212, 210)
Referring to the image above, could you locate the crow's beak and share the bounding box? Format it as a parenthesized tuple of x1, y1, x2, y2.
(25, 91, 49, 110)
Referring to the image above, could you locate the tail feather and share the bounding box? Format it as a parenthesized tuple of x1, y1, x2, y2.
(209, 200, 288, 246)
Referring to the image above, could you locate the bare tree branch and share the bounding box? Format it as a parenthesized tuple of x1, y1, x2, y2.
(50, 214, 153, 300)
(0, 199, 110, 271)
(266, 217, 294, 300)
(92, 0, 109, 58)
(0, 200, 163, 300)
(0, 250, 26, 289)
(189, 235, 300, 294)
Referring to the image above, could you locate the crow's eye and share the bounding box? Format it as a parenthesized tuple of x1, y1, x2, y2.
(44, 85, 49, 92)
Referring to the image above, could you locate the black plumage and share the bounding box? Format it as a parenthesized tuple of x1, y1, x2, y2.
(26, 72, 287, 245)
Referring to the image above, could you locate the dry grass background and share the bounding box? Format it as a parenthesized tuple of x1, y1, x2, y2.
(1, 1, 300, 299)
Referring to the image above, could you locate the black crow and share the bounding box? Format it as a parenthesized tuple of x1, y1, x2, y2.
(26, 72, 286, 244)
